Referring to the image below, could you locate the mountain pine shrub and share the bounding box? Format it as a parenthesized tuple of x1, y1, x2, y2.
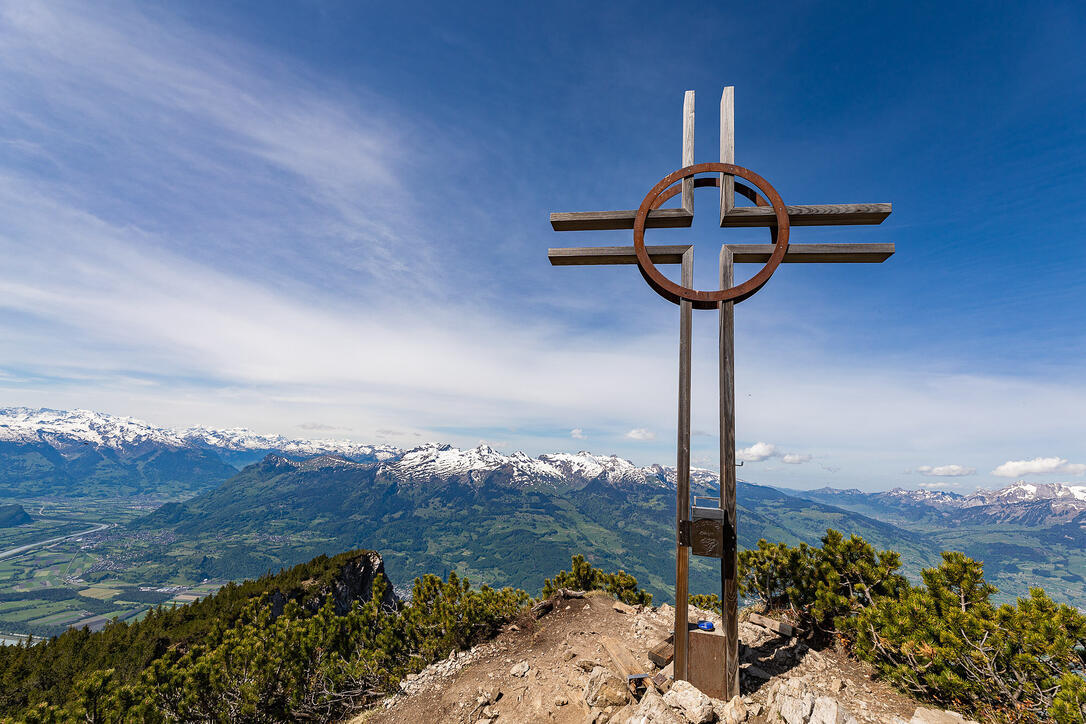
(14, 571, 528, 723)
(688, 593, 722, 614)
(846, 552, 1086, 722)
(735, 530, 905, 629)
(541, 554, 652, 606)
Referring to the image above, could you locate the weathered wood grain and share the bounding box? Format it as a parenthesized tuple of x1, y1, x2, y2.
(719, 86, 734, 225)
(548, 243, 893, 267)
(648, 639, 675, 668)
(748, 612, 798, 637)
(688, 628, 728, 699)
(718, 245, 740, 699)
(550, 207, 692, 231)
(682, 90, 695, 214)
(725, 243, 895, 263)
(602, 636, 657, 694)
(720, 203, 891, 227)
(547, 245, 692, 266)
(673, 247, 693, 684)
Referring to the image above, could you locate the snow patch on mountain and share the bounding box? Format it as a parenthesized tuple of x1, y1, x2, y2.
(0, 407, 400, 461)
(964, 481, 1086, 507)
(0, 408, 701, 491)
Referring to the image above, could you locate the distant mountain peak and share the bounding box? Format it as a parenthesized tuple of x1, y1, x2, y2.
(966, 480, 1086, 505)
(0, 407, 401, 461)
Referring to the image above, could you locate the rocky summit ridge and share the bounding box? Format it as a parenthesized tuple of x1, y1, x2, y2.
(360, 590, 977, 724)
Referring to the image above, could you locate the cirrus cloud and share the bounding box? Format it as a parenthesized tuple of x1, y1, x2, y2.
(570, 428, 586, 440)
(992, 457, 1086, 478)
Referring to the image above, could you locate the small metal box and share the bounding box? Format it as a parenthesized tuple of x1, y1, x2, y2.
(690, 497, 724, 559)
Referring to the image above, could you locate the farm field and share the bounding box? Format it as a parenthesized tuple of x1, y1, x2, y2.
(0, 496, 226, 640)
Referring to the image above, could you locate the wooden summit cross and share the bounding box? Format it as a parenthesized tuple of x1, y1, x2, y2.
(547, 87, 893, 699)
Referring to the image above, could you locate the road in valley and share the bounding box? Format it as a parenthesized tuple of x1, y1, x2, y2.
(0, 522, 112, 561)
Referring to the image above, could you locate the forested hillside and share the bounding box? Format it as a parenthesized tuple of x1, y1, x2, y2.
(1, 534, 1083, 722)
(125, 454, 938, 602)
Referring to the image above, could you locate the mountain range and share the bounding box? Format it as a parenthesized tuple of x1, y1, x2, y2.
(790, 482, 1086, 527)
(0, 406, 713, 497)
(3, 407, 1085, 607)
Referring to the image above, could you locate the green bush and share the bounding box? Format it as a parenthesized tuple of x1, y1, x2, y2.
(53, 573, 528, 723)
(738, 539, 818, 614)
(541, 554, 652, 606)
(736, 530, 905, 629)
(688, 593, 722, 614)
(846, 552, 1086, 722)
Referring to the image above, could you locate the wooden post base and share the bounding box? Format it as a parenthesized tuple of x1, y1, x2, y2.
(687, 627, 728, 700)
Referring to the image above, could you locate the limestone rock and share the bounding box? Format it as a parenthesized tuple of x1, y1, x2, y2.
(662, 680, 714, 724)
(584, 666, 629, 708)
(766, 678, 815, 724)
(910, 708, 979, 724)
(627, 690, 685, 724)
(713, 695, 748, 724)
(809, 695, 856, 724)
(509, 660, 530, 677)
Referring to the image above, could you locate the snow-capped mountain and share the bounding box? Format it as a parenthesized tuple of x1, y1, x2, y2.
(880, 487, 965, 509)
(791, 480, 1086, 528)
(375, 445, 714, 491)
(963, 481, 1086, 506)
(8, 406, 1081, 526)
(0, 407, 400, 462)
(0, 407, 717, 496)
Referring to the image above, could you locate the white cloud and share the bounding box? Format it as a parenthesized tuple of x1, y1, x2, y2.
(737, 442, 812, 465)
(915, 464, 976, 477)
(625, 428, 656, 441)
(570, 428, 586, 440)
(737, 442, 777, 462)
(0, 3, 1083, 495)
(992, 457, 1086, 478)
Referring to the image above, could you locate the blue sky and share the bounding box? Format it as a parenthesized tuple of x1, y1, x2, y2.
(0, 0, 1083, 491)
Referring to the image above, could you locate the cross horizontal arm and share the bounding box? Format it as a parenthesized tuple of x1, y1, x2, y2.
(727, 243, 894, 263)
(551, 202, 891, 231)
(548, 245, 692, 265)
(721, 203, 891, 227)
(550, 208, 692, 232)
(548, 243, 893, 267)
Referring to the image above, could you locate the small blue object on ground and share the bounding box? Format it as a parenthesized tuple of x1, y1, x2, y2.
(697, 620, 714, 631)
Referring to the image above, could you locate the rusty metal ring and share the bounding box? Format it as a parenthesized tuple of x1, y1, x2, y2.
(633, 162, 789, 306)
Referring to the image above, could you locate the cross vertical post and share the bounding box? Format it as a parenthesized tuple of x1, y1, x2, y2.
(719, 246, 739, 698)
(674, 247, 693, 682)
(547, 85, 893, 701)
(682, 91, 695, 215)
(719, 86, 734, 222)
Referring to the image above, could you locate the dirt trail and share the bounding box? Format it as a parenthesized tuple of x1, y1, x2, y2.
(352, 591, 944, 724)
